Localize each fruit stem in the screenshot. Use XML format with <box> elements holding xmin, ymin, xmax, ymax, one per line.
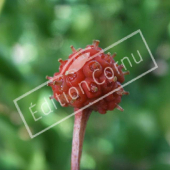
<box><xmin>71</xmin><ymin>108</ymin><xmax>92</xmax><ymax>170</ymax></box>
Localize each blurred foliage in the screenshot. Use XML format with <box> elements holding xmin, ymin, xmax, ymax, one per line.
<box><xmin>0</xmin><ymin>0</ymin><xmax>170</xmax><ymax>170</ymax></box>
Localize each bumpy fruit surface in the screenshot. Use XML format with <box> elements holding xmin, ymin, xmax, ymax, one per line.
<box><xmin>47</xmin><ymin>40</ymin><xmax>129</xmax><ymax>114</ymax></box>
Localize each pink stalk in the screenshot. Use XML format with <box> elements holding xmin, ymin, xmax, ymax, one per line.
<box><xmin>71</xmin><ymin>108</ymin><xmax>92</xmax><ymax>170</ymax></box>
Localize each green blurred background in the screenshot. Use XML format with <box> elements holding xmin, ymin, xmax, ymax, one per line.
<box><xmin>0</xmin><ymin>0</ymin><xmax>170</xmax><ymax>170</ymax></box>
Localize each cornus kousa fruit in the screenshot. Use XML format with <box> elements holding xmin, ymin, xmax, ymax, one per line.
<box><xmin>47</xmin><ymin>40</ymin><xmax>129</xmax><ymax>170</ymax></box>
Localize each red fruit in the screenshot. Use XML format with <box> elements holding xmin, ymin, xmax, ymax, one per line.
<box><xmin>47</xmin><ymin>40</ymin><xmax>131</xmax><ymax>170</ymax></box>
<box><xmin>47</xmin><ymin>40</ymin><xmax>129</xmax><ymax>112</ymax></box>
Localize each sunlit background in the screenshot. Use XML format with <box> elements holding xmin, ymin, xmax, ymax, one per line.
<box><xmin>0</xmin><ymin>0</ymin><xmax>170</xmax><ymax>170</ymax></box>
